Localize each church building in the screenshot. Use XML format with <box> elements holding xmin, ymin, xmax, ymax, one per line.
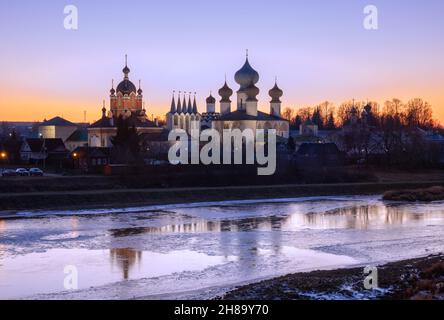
<box><xmin>166</xmin><ymin>54</ymin><xmax>289</xmax><ymax>139</ymax></box>
<box><xmin>88</xmin><ymin>56</ymin><xmax>163</xmax><ymax>148</ymax></box>
<box><xmin>211</xmin><ymin>54</ymin><xmax>289</xmax><ymax>139</ymax></box>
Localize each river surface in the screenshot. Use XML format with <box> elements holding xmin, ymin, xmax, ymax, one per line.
<box><xmin>0</xmin><ymin>196</ymin><xmax>443</xmax><ymax>299</ymax></box>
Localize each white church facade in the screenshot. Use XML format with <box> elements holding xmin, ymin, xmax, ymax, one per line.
<box><xmin>165</xmin><ymin>92</ymin><xmax>201</xmax><ymax>134</ymax></box>
<box><xmin>166</xmin><ymin>54</ymin><xmax>290</xmax><ymax>139</ymax></box>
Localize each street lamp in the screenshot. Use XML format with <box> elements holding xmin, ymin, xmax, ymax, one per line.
<box><xmin>0</xmin><ymin>151</ymin><xmax>7</xmax><ymax>159</ymax></box>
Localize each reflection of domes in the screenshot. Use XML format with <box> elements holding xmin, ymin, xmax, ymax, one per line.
<box><xmin>235</xmin><ymin>58</ymin><xmax>259</xmax><ymax>89</ymax></box>
<box><xmin>116</xmin><ymin>80</ymin><xmax>137</xmax><ymax>95</ymax></box>
<box><xmin>269</xmin><ymin>82</ymin><xmax>283</xmax><ymax>102</ymax></box>
<box><xmin>218</xmin><ymin>81</ymin><xmax>233</xmax><ymax>102</ymax></box>
<box><xmin>206</xmin><ymin>94</ymin><xmax>216</xmax><ymax>104</ymax></box>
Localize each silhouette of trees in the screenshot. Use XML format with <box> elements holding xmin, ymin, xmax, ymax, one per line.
<box><xmin>325</xmin><ymin>111</ymin><xmax>336</xmax><ymax>130</ymax></box>
<box><xmin>0</xmin><ymin>122</ymin><xmax>12</xmax><ymax>136</ymax></box>
<box><xmin>110</xmin><ymin>116</ymin><xmax>141</xmax><ymax>164</ymax></box>
<box><xmin>282</xmin><ymin>108</ymin><xmax>295</xmax><ymax>122</ymax></box>
<box><xmin>285</xmin><ymin>97</ymin><xmax>436</xmax><ymax>133</ymax></box>
<box><xmin>311</xmin><ymin>107</ymin><xmax>323</xmax><ymax>129</ymax></box>
<box><xmin>1</xmin><ymin>130</ymin><xmax>22</xmax><ymax>164</ymax></box>
<box><xmin>283</xmin><ymin>97</ymin><xmax>442</xmax><ymax>168</ymax></box>
<box><xmin>293</xmin><ymin>115</ymin><xmax>302</xmax><ymax>129</ymax></box>
<box><xmin>405</xmin><ymin>98</ymin><xmax>433</xmax><ymax>128</ymax></box>
<box><xmin>287</xmin><ymin>136</ymin><xmax>296</xmax><ymax>152</ymax></box>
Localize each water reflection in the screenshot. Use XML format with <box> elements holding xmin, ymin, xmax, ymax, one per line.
<box><xmin>0</xmin><ymin>220</ymin><xmax>6</xmax><ymax>258</ymax></box>
<box><xmin>0</xmin><ymin>247</ymin><xmax>238</xmax><ymax>299</ymax></box>
<box><xmin>1</xmin><ymin>198</ymin><xmax>444</xmax><ymax>299</ymax></box>
<box><xmin>301</xmin><ymin>205</ymin><xmax>430</xmax><ymax>230</ymax></box>
<box><xmin>109</xmin><ymin>203</ymin><xmax>444</xmax><ymax>237</ymax></box>
<box><xmin>110</xmin><ymin>248</ymin><xmax>142</xmax><ymax>280</ymax></box>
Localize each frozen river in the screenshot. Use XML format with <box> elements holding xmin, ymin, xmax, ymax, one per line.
<box><xmin>0</xmin><ymin>196</ymin><xmax>443</xmax><ymax>299</ymax></box>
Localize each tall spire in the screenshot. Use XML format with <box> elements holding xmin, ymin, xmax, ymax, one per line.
<box><xmin>110</xmin><ymin>79</ymin><xmax>115</xmax><ymax>95</ymax></box>
<box><xmin>122</xmin><ymin>54</ymin><xmax>130</xmax><ymax>80</ymax></box>
<box><xmin>187</xmin><ymin>92</ymin><xmax>193</xmax><ymax>113</ymax></box>
<box><xmin>101</xmin><ymin>100</ymin><xmax>106</xmax><ymax>117</ymax></box>
<box><xmin>177</xmin><ymin>91</ymin><xmax>182</xmax><ymax>113</ymax></box>
<box><xmin>170</xmin><ymin>91</ymin><xmax>177</xmax><ymax>113</ymax></box>
<box><xmin>182</xmin><ymin>92</ymin><xmax>187</xmax><ymax>114</ymax></box>
<box><xmin>137</xmin><ymin>80</ymin><xmax>143</xmax><ymax>95</ymax></box>
<box><xmin>192</xmin><ymin>92</ymin><xmax>198</xmax><ymax>114</ymax></box>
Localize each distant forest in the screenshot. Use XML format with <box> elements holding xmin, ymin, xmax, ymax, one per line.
<box><xmin>282</xmin><ymin>98</ymin><xmax>438</xmax><ymax>131</ymax></box>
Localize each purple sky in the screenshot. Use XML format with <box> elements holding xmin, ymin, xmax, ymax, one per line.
<box><xmin>0</xmin><ymin>0</ymin><xmax>443</xmax><ymax>122</ymax></box>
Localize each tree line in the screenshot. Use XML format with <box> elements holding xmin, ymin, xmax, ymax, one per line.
<box><xmin>281</xmin><ymin>98</ymin><xmax>444</xmax><ymax>168</ymax></box>
<box><xmin>282</xmin><ymin>97</ymin><xmax>437</xmax><ymax>131</ymax></box>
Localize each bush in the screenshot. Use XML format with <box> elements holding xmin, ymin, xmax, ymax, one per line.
<box><xmin>383</xmin><ymin>186</ymin><xmax>444</xmax><ymax>202</ymax></box>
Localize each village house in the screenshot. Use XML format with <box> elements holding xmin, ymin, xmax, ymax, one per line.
<box><xmin>71</xmin><ymin>146</ymin><xmax>111</xmax><ymax>173</ymax></box>
<box><xmin>20</xmin><ymin>138</ymin><xmax>69</xmax><ymax>165</ymax></box>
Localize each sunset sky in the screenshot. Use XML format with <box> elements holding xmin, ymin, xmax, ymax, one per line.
<box><xmin>0</xmin><ymin>0</ymin><xmax>443</xmax><ymax>123</ymax></box>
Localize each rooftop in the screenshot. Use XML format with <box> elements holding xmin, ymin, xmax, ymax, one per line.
<box><xmin>40</xmin><ymin>117</ymin><xmax>77</xmax><ymax>127</ymax></box>
<box><xmin>216</xmin><ymin>110</ymin><xmax>287</xmax><ymax>122</ymax></box>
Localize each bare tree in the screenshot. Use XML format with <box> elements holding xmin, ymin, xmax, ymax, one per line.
<box><xmin>297</xmin><ymin>107</ymin><xmax>313</xmax><ymax>122</ymax></box>
<box><xmin>405</xmin><ymin>98</ymin><xmax>433</xmax><ymax>128</ymax></box>
<box><xmin>337</xmin><ymin>100</ymin><xmax>363</xmax><ymax>126</ymax></box>
<box><xmin>282</xmin><ymin>107</ymin><xmax>295</xmax><ymax>122</ymax></box>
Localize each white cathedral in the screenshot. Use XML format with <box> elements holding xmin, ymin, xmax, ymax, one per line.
<box><xmin>166</xmin><ymin>54</ymin><xmax>290</xmax><ymax>139</ymax></box>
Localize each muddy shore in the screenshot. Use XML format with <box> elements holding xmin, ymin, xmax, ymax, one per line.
<box><xmin>219</xmin><ymin>254</ymin><xmax>444</xmax><ymax>300</ymax></box>
<box><xmin>1</xmin><ymin>180</ymin><xmax>444</xmax><ymax>214</ymax></box>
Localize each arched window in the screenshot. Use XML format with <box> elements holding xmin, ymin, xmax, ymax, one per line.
<box><xmin>264</xmin><ymin>121</ymin><xmax>272</xmax><ymax>130</ymax></box>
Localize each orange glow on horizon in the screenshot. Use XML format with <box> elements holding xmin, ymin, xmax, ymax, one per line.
<box><xmin>1</xmin><ymin>89</ymin><xmax>443</xmax><ymax>125</ymax></box>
